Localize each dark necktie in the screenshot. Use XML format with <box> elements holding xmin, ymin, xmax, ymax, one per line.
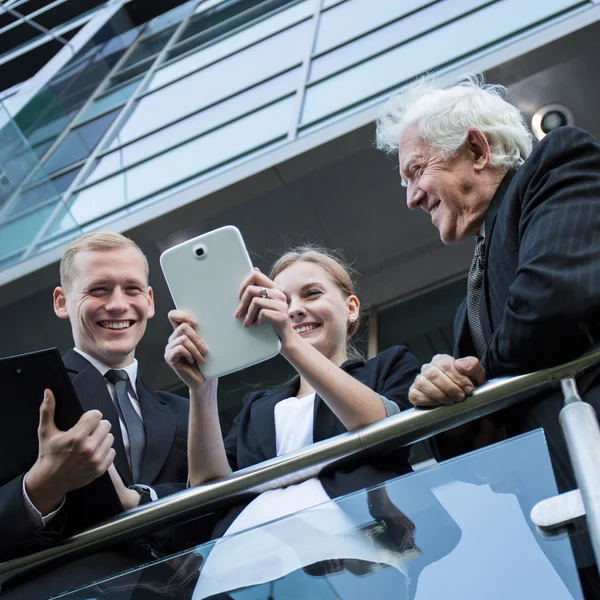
<box><xmin>467</xmin><ymin>235</ymin><xmax>487</xmax><ymax>359</ymax></box>
<box><xmin>105</xmin><ymin>369</ymin><xmax>146</xmax><ymax>482</ymax></box>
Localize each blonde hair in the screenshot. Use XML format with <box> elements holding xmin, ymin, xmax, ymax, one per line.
<box><xmin>270</xmin><ymin>245</ymin><xmax>363</xmax><ymax>358</ymax></box>
<box><xmin>60</xmin><ymin>232</ymin><xmax>149</xmax><ymax>290</ymax></box>
<box><xmin>376</xmin><ymin>73</ymin><xmax>532</xmax><ymax>169</ymax></box>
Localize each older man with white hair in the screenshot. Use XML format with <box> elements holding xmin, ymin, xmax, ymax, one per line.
<box><xmin>376</xmin><ymin>74</ymin><xmax>600</xmax><ymax>594</ymax></box>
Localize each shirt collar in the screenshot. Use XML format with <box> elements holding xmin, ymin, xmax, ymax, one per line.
<box><xmin>73</xmin><ymin>347</ymin><xmax>139</xmax><ymax>395</ymax></box>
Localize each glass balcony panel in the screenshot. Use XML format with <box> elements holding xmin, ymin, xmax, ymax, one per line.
<box><xmin>309</xmin><ymin>0</ymin><xmax>487</xmax><ymax>83</ymax></box>
<box><xmin>314</xmin><ymin>0</ymin><xmax>433</xmax><ymax>55</ymax></box>
<box><xmin>152</xmin><ymin>0</ymin><xmax>313</xmax><ymax>91</ymax></box>
<box><xmin>43</xmin><ymin>110</ymin><xmax>120</xmax><ymax>175</ymax></box>
<box><xmin>70</xmin><ymin>97</ymin><xmax>294</xmax><ymax>225</ymax></box>
<box><xmin>0</xmin><ymin>202</ymin><xmax>57</xmax><ymax>261</ymax></box>
<box><xmin>117</xmin><ymin>21</ymin><xmax>309</xmax><ymax>145</ymax></box>
<box><xmin>89</xmin><ymin>68</ymin><xmax>300</xmax><ymax>183</ymax></box>
<box><xmin>300</xmin><ymin>0</ymin><xmax>583</xmax><ymax>127</ymax></box>
<box><xmin>77</xmin><ymin>81</ymin><xmax>139</xmax><ymax>123</ymax></box>
<box><xmin>48</xmin><ymin>431</ymin><xmax>583</xmax><ymax>600</ymax></box>
<box><xmin>119</xmin><ymin>26</ymin><xmax>176</xmax><ymax>71</ymax></box>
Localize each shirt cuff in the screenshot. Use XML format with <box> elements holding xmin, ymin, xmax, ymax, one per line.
<box><xmin>131</xmin><ymin>484</ymin><xmax>158</xmax><ymax>502</ymax></box>
<box><xmin>22</xmin><ymin>477</ymin><xmax>65</xmax><ymax>528</ymax></box>
<box><xmin>379</xmin><ymin>394</ymin><xmax>400</xmax><ymax>417</ymax></box>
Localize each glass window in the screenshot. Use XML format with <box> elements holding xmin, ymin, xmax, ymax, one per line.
<box><xmin>71</xmin><ymin>97</ymin><xmax>294</xmax><ymax>224</ymax></box>
<box><xmin>105</xmin><ymin>58</ymin><xmax>154</xmax><ymax>91</ymax></box>
<box><xmin>43</xmin><ymin>110</ymin><xmax>120</xmax><ymax>175</ymax></box>
<box><xmin>38</xmin><ymin>200</ymin><xmax>82</xmax><ymax>248</ymax></box>
<box><xmin>175</xmin><ymin>0</ymin><xmax>298</xmax><ymax>50</ymax></box>
<box><xmin>89</xmin><ymin>68</ymin><xmax>300</xmax><ymax>184</ymax></box>
<box><xmin>301</xmin><ymin>0</ymin><xmax>579</xmax><ymax>127</ymax></box>
<box><xmin>0</xmin><ymin>22</ymin><xmax>43</xmax><ymax>58</ymax></box>
<box><xmin>309</xmin><ymin>0</ymin><xmax>486</xmax><ymax>83</ymax></box>
<box><xmin>153</xmin><ymin>0</ymin><xmax>313</xmax><ymax>91</ymax></box>
<box><xmin>119</xmin><ymin>26</ymin><xmax>176</xmax><ymax>71</ymax></box>
<box><xmin>0</xmin><ymin>202</ymin><xmax>56</xmax><ymax>260</ymax></box>
<box><xmin>314</xmin><ymin>0</ymin><xmax>432</xmax><ymax>56</ymax></box>
<box><xmin>0</xmin><ymin>10</ymin><xmax>19</xmax><ymax>30</ymax></box>
<box><xmin>77</xmin><ymin>80</ymin><xmax>140</xmax><ymax>123</ymax></box>
<box><xmin>4</xmin><ymin>168</ymin><xmax>79</xmax><ymax>220</ymax></box>
<box><xmin>118</xmin><ymin>21</ymin><xmax>309</xmax><ymax>145</ymax></box>
<box><xmin>144</xmin><ymin>0</ymin><xmax>195</xmax><ymax>36</ymax></box>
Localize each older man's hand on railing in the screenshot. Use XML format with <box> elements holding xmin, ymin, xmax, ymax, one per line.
<box><xmin>409</xmin><ymin>355</ymin><xmax>487</xmax><ymax>408</ymax></box>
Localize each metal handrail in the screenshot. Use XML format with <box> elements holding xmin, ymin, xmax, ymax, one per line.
<box><xmin>2</xmin><ymin>348</ymin><xmax>600</xmax><ymax>585</ymax></box>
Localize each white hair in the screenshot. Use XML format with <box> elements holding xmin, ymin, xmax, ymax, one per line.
<box><xmin>375</xmin><ymin>73</ymin><xmax>533</xmax><ymax>169</ymax></box>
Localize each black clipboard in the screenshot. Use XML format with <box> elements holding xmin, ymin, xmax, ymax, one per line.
<box><xmin>0</xmin><ymin>348</ymin><xmax>123</xmax><ymax>533</ymax></box>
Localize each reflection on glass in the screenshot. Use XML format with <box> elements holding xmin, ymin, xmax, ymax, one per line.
<box><xmin>105</xmin><ymin>59</ymin><xmax>153</xmax><ymax>91</ymax></box>
<box><xmin>43</xmin><ymin>110</ymin><xmax>120</xmax><ymax>174</ymax></box>
<box><xmin>154</xmin><ymin>0</ymin><xmax>312</xmax><ymax>91</ymax></box>
<box><xmin>4</xmin><ymin>167</ymin><xmax>78</xmax><ymax>219</ymax></box>
<box><xmin>91</xmin><ymin>68</ymin><xmax>300</xmax><ymax>183</ymax></box>
<box><xmin>118</xmin><ymin>21</ymin><xmax>308</xmax><ymax>145</ymax></box>
<box><xmin>309</xmin><ymin>0</ymin><xmax>485</xmax><ymax>83</ymax></box>
<box><xmin>301</xmin><ymin>0</ymin><xmax>577</xmax><ymax>126</ymax></box>
<box><xmin>171</xmin><ymin>0</ymin><xmax>298</xmax><ymax>60</ymax></box>
<box><xmin>143</xmin><ymin>0</ymin><xmax>195</xmax><ymax>37</ymax></box>
<box><xmin>78</xmin><ymin>80</ymin><xmax>140</xmax><ymax>124</ymax></box>
<box><xmin>50</xmin><ymin>431</ymin><xmax>583</xmax><ymax>600</ymax></box>
<box><xmin>119</xmin><ymin>26</ymin><xmax>176</xmax><ymax>71</ymax></box>
<box><xmin>71</xmin><ymin>97</ymin><xmax>293</xmax><ymax>225</ymax></box>
<box><xmin>314</xmin><ymin>0</ymin><xmax>431</xmax><ymax>55</ymax></box>
<box><xmin>10</xmin><ymin>7</ymin><xmax>146</xmax><ymax>191</ymax></box>
<box><xmin>0</xmin><ymin>202</ymin><xmax>57</xmax><ymax>260</ymax></box>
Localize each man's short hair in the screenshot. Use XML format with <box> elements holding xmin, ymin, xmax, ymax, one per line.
<box><xmin>60</xmin><ymin>232</ymin><xmax>149</xmax><ymax>291</ymax></box>
<box><xmin>375</xmin><ymin>73</ymin><xmax>533</xmax><ymax>169</ymax></box>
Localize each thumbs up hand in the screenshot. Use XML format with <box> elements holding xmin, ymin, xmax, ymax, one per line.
<box><xmin>24</xmin><ymin>389</ymin><xmax>116</xmax><ymax>516</ymax></box>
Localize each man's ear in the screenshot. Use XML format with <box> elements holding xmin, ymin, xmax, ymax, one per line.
<box><xmin>147</xmin><ymin>286</ymin><xmax>155</xmax><ymax>319</ymax></box>
<box><xmin>466</xmin><ymin>127</ymin><xmax>492</xmax><ymax>171</ymax></box>
<box><xmin>53</xmin><ymin>287</ymin><xmax>70</xmax><ymax>320</ymax></box>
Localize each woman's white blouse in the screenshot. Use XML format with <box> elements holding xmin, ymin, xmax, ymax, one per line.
<box><xmin>224</xmin><ymin>393</ymin><xmax>334</xmax><ymax>537</ymax></box>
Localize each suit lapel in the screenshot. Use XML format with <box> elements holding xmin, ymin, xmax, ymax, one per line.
<box><xmin>136</xmin><ymin>377</ymin><xmax>176</xmax><ymax>484</ymax></box>
<box><xmin>62</xmin><ymin>350</ymin><xmax>132</xmax><ymax>482</ymax></box>
<box><xmin>480</xmin><ymin>170</ymin><xmax>518</xmax><ymax>340</ymax></box>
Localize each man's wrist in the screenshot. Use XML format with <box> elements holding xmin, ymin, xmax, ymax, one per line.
<box><xmin>24</xmin><ymin>467</ymin><xmax>66</xmax><ymax>516</ymax></box>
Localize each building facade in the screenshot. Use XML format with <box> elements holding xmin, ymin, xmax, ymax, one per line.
<box><xmin>2</xmin><ymin>0</ymin><xmax>600</xmax><ymax>424</ymax></box>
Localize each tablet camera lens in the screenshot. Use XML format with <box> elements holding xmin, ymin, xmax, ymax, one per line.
<box><xmin>195</xmin><ymin>247</ymin><xmax>205</xmax><ymax>257</ymax></box>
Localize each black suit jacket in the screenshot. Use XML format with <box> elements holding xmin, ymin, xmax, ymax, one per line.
<box><xmin>211</xmin><ymin>345</ymin><xmax>420</xmax><ymax>537</ymax></box>
<box><xmin>0</xmin><ymin>349</ymin><xmax>189</xmax><ymax>564</ymax></box>
<box><xmin>453</xmin><ymin>126</ymin><xmax>600</xmax><ymax>495</ymax></box>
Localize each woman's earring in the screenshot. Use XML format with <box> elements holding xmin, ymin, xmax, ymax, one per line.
<box><xmin>349</xmin><ymin>317</ymin><xmax>356</xmax><ymax>324</ymax></box>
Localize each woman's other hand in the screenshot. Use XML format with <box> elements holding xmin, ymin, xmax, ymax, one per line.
<box><xmin>235</xmin><ymin>268</ymin><xmax>296</xmax><ymax>349</ymax></box>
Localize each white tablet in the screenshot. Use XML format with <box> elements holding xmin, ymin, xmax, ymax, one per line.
<box><xmin>160</xmin><ymin>226</ymin><xmax>281</xmax><ymax>379</ymax></box>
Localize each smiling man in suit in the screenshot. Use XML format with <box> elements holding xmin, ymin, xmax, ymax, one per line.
<box><xmin>0</xmin><ymin>232</ymin><xmax>190</xmax><ymax>598</ymax></box>
<box><xmin>376</xmin><ymin>74</ymin><xmax>600</xmax><ymax>595</ymax></box>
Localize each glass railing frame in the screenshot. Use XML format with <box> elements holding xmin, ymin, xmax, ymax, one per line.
<box><xmin>2</xmin><ymin>346</ymin><xmax>600</xmax><ymax>587</ymax></box>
